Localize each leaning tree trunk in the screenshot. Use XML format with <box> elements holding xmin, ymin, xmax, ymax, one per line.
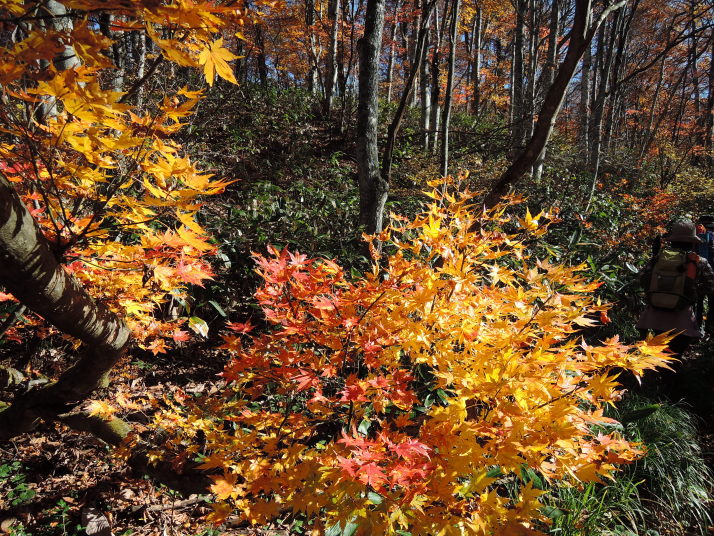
<box><xmin>484</xmin><ymin>0</ymin><xmax>627</xmax><ymax>209</ymax></box>
<box><xmin>356</xmin><ymin>0</ymin><xmax>387</xmax><ymax>235</ymax></box>
<box><xmin>0</xmin><ymin>175</ymin><xmax>131</xmax><ymax>440</ymax></box>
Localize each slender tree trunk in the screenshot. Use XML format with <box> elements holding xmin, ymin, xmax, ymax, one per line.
<box><xmin>135</xmin><ymin>30</ymin><xmax>147</xmax><ymax>106</ymax></box>
<box><xmin>420</xmin><ymin>26</ymin><xmax>432</xmax><ymax>150</ymax></box>
<box><xmin>255</xmin><ymin>24</ymin><xmax>268</xmax><ymax>87</ymax></box>
<box><xmin>690</xmin><ymin>0</ymin><xmax>701</xmax><ymax>116</ymax></box>
<box><xmin>324</xmin><ymin>0</ymin><xmax>341</xmax><ymax>114</ymax></box>
<box><xmin>385</xmin><ymin>0</ymin><xmax>400</xmax><ymax>102</ymax></box>
<box><xmin>511</xmin><ymin>0</ymin><xmax>527</xmax><ymax>154</ymax></box>
<box><xmin>589</xmin><ymin>10</ymin><xmax>621</xmax><ymax>178</ymax></box>
<box><xmin>672</xmin><ymin>71</ymin><xmax>689</xmax><ymax>146</ymax></box>
<box><xmin>472</xmin><ymin>4</ymin><xmax>482</xmax><ymax>117</ymax></box>
<box><xmin>99</xmin><ymin>13</ymin><xmax>125</xmax><ymax>92</ymax></box>
<box><xmin>533</xmin><ymin>0</ymin><xmax>560</xmax><ymax>183</ymax></box>
<box><xmin>580</xmin><ymin>39</ymin><xmax>592</xmax><ymax>164</ymax></box>
<box><xmin>508</xmin><ymin>41</ymin><xmax>516</xmax><ymax>127</ymax></box>
<box><xmin>525</xmin><ymin>0</ymin><xmax>538</xmax><ymax>140</ymax></box>
<box><xmin>429</xmin><ymin>6</ymin><xmax>444</xmax><ymax>155</ymax></box>
<box><xmin>585</xmin><ymin>12</ymin><xmax>623</xmax><ymax>212</ymax></box>
<box><xmin>464</xmin><ymin>28</ymin><xmax>473</xmax><ymax>115</ymax></box>
<box><xmin>410</xmin><ymin>1</ymin><xmax>422</xmax><ymax>107</ymax></box>
<box><xmin>688</xmin><ymin>0</ymin><xmax>704</xmax><ymax>160</ymax></box>
<box><xmin>356</xmin><ymin>0</ymin><xmax>387</xmax><ymax>235</ymax></box>
<box><xmin>306</xmin><ymin>0</ymin><xmax>320</xmax><ymax>93</ymax></box>
<box><xmin>641</xmin><ymin>65</ymin><xmax>688</xmax><ymax>160</ymax></box>
<box><xmin>400</xmin><ymin>20</ymin><xmax>411</xmax><ymax>93</ymax></box>
<box><xmin>638</xmin><ymin>56</ymin><xmax>666</xmax><ymax>161</ymax></box>
<box><xmin>440</xmin><ymin>0</ymin><xmax>460</xmax><ymax>176</ymax></box>
<box><xmin>603</xmin><ymin>1</ymin><xmax>635</xmax><ymax>156</ymax></box>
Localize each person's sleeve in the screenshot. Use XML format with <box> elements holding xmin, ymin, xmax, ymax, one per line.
<box><xmin>638</xmin><ymin>262</ymin><xmax>652</xmax><ymax>289</ymax></box>
<box><xmin>698</xmin><ymin>258</ymin><xmax>714</xmax><ymax>295</ymax></box>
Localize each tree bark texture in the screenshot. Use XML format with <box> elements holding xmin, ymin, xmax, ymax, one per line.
<box><xmin>356</xmin><ymin>0</ymin><xmax>387</xmax><ymax>235</ymax></box>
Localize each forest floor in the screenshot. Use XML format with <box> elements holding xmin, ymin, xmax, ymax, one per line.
<box><xmin>0</xmin><ymin>344</ymin><xmax>280</xmax><ymax>536</ymax></box>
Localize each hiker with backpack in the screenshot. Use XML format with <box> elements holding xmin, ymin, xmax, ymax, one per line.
<box><xmin>636</xmin><ymin>219</ymin><xmax>714</xmax><ymax>394</ymax></box>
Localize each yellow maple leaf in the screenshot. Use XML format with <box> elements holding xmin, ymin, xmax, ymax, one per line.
<box><xmin>210</xmin><ymin>472</ymin><xmax>238</xmax><ymax>500</ymax></box>
<box><xmin>198</xmin><ymin>38</ymin><xmax>238</xmax><ymax>86</ymax></box>
<box><xmin>86</xmin><ymin>399</ymin><xmax>117</xmax><ymax>420</ymax></box>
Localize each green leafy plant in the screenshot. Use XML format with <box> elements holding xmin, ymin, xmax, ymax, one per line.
<box><xmin>0</xmin><ymin>461</ymin><xmax>36</xmax><ymax>507</ymax></box>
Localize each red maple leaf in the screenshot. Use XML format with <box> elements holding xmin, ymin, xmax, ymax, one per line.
<box><xmin>392</xmin><ymin>439</ymin><xmax>432</xmax><ymax>460</ymax></box>
<box><xmin>357</xmin><ymin>462</ymin><xmax>387</xmax><ymax>489</ymax></box>
<box><xmin>226</xmin><ymin>320</ymin><xmax>255</xmax><ymax>333</ymax></box>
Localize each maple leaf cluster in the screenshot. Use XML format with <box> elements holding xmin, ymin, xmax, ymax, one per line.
<box><xmin>152</xmin><ymin>178</ymin><xmax>671</xmax><ymax>535</ymax></box>
<box><xmin>0</xmin><ymin>1</ymin><xmax>245</xmax><ymax>347</ymax></box>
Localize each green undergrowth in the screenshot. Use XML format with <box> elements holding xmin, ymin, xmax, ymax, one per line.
<box><xmin>545</xmin><ymin>393</ymin><xmax>713</xmax><ymax>536</ymax></box>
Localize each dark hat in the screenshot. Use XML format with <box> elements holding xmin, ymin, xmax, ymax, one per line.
<box><xmin>698</xmin><ymin>214</ymin><xmax>714</xmax><ymax>227</ymax></box>
<box><xmin>667</xmin><ymin>219</ymin><xmax>701</xmax><ymax>243</ymax></box>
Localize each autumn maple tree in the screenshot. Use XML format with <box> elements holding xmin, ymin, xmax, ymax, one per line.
<box><xmin>0</xmin><ymin>0</ymin><xmax>244</xmax><ymax>439</ymax></box>
<box><xmin>152</xmin><ymin>177</ymin><xmax>670</xmax><ymax>534</ymax></box>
